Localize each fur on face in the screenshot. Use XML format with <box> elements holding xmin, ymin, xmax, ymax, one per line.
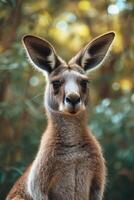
<box><xmin>22</xmin><ymin>32</ymin><xmax>115</xmax><ymax>114</ymax></box>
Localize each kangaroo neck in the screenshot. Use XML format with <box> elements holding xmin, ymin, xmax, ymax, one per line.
<box><xmin>46</xmin><ymin>110</ymin><xmax>88</xmax><ymax>146</ymax></box>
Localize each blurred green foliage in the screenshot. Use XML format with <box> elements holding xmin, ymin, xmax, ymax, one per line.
<box><xmin>90</xmin><ymin>96</ymin><xmax>134</xmax><ymax>200</ymax></box>
<box><xmin>0</xmin><ymin>0</ymin><xmax>134</xmax><ymax>199</ymax></box>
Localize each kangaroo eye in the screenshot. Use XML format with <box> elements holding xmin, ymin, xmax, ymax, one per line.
<box><xmin>52</xmin><ymin>80</ymin><xmax>61</xmax><ymax>91</ymax></box>
<box><xmin>80</xmin><ymin>80</ymin><xmax>89</xmax><ymax>88</ymax></box>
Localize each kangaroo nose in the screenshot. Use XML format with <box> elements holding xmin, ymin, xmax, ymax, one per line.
<box><xmin>65</xmin><ymin>93</ymin><xmax>80</xmax><ymax>106</ymax></box>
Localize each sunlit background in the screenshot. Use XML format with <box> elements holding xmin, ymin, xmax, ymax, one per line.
<box><xmin>0</xmin><ymin>0</ymin><xmax>134</xmax><ymax>199</ymax></box>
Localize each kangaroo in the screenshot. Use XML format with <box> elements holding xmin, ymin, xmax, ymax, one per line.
<box><xmin>6</xmin><ymin>32</ymin><xmax>115</xmax><ymax>200</ymax></box>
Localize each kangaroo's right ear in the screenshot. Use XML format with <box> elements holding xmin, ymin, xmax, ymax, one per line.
<box><xmin>22</xmin><ymin>35</ymin><xmax>64</xmax><ymax>74</ymax></box>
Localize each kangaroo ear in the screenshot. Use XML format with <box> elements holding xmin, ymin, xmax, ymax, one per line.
<box><xmin>69</xmin><ymin>32</ymin><xmax>115</xmax><ymax>72</ymax></box>
<box><xmin>22</xmin><ymin>35</ymin><xmax>64</xmax><ymax>74</ymax></box>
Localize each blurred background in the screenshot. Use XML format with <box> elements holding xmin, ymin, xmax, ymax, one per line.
<box><xmin>0</xmin><ymin>0</ymin><xmax>134</xmax><ymax>199</ymax></box>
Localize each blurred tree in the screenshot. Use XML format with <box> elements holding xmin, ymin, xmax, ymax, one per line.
<box><xmin>0</xmin><ymin>0</ymin><xmax>134</xmax><ymax>199</ymax></box>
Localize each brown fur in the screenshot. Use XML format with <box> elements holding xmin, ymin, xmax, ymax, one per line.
<box><xmin>6</xmin><ymin>32</ymin><xmax>115</xmax><ymax>200</ymax></box>
<box><xmin>6</xmin><ymin>110</ymin><xmax>106</xmax><ymax>200</ymax></box>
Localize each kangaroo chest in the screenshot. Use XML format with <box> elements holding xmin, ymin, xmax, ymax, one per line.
<box><xmin>48</xmin><ymin>148</ymin><xmax>92</xmax><ymax>200</ymax></box>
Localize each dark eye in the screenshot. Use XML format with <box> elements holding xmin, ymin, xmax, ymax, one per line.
<box><xmin>52</xmin><ymin>80</ymin><xmax>61</xmax><ymax>91</ymax></box>
<box><xmin>80</xmin><ymin>80</ymin><xmax>89</xmax><ymax>88</ymax></box>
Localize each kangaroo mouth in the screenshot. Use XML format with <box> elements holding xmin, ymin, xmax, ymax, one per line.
<box><xmin>64</xmin><ymin>105</ymin><xmax>84</xmax><ymax>115</ymax></box>
<box><xmin>68</xmin><ymin>107</ymin><xmax>78</xmax><ymax>114</ymax></box>
<box><xmin>68</xmin><ymin>110</ymin><xmax>77</xmax><ymax>115</ymax></box>
<box><xmin>59</xmin><ymin>102</ymin><xmax>86</xmax><ymax>115</ymax></box>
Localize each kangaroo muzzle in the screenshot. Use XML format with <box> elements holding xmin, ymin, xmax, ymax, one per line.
<box><xmin>64</xmin><ymin>92</ymin><xmax>82</xmax><ymax>114</ymax></box>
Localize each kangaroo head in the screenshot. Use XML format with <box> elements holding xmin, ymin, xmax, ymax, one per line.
<box><xmin>23</xmin><ymin>32</ymin><xmax>115</xmax><ymax>115</ymax></box>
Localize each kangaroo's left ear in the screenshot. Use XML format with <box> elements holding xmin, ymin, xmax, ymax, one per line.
<box><xmin>69</xmin><ymin>32</ymin><xmax>115</xmax><ymax>72</ymax></box>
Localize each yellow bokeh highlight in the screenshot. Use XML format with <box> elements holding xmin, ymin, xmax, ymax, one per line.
<box><xmin>71</xmin><ymin>23</ymin><xmax>90</xmax><ymax>38</ymax></box>
<box><xmin>120</xmin><ymin>79</ymin><xmax>133</xmax><ymax>92</ymax></box>
<box><xmin>38</xmin><ymin>12</ymin><xmax>52</xmax><ymax>27</ymax></box>
<box><xmin>49</xmin><ymin>27</ymin><xmax>69</xmax><ymax>43</ymax></box>
<box><xmin>112</xmin><ymin>16</ymin><xmax>123</xmax><ymax>53</ymax></box>
<box><xmin>34</xmin><ymin>12</ymin><xmax>52</xmax><ymax>35</ymax></box>
<box><xmin>78</xmin><ymin>0</ymin><xmax>91</xmax><ymax>11</ymax></box>
<box><xmin>113</xmin><ymin>33</ymin><xmax>123</xmax><ymax>53</ymax></box>
<box><xmin>49</xmin><ymin>23</ymin><xmax>90</xmax><ymax>46</ymax></box>
<box><xmin>68</xmin><ymin>36</ymin><xmax>83</xmax><ymax>51</ymax></box>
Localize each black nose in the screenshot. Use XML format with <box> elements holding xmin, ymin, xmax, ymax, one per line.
<box><xmin>65</xmin><ymin>94</ymin><xmax>80</xmax><ymax>106</ymax></box>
